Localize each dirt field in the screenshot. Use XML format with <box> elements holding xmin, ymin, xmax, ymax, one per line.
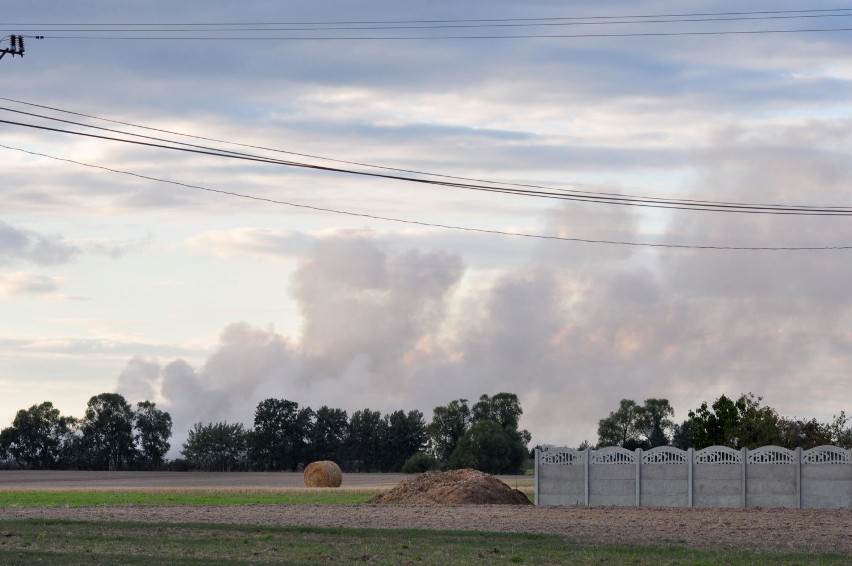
<box><xmin>0</xmin><ymin>470</ymin><xmax>414</xmax><ymax>490</ymax></box>
<box><xmin>1</xmin><ymin>472</ymin><xmax>849</xmax><ymax>555</ymax></box>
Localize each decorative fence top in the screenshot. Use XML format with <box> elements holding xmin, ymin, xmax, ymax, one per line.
<box><xmin>694</xmin><ymin>446</ymin><xmax>742</xmax><ymax>465</ymax></box>
<box><xmin>538</xmin><ymin>445</ymin><xmax>852</xmax><ymax>466</ymax></box>
<box><xmin>642</xmin><ymin>446</ymin><xmax>689</xmax><ymax>465</ymax></box>
<box><xmin>748</xmin><ymin>446</ymin><xmax>796</xmax><ymax>464</ymax></box>
<box><xmin>590</xmin><ymin>446</ymin><xmax>635</xmax><ymax>465</ymax></box>
<box><xmin>539</xmin><ymin>448</ymin><xmax>584</xmax><ymax>466</ymax></box>
<box><xmin>802</xmin><ymin>445</ymin><xmax>850</xmax><ymax>465</ymax></box>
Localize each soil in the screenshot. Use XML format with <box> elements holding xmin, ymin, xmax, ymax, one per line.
<box><xmin>371</xmin><ymin>469</ymin><xmax>531</xmax><ymax>505</ymax></box>
<box><xmin>0</xmin><ymin>471</ymin><xmax>849</xmax><ymax>554</ymax></box>
<box><xmin>2</xmin><ymin>504</ymin><xmax>850</xmax><ymax>554</ymax></box>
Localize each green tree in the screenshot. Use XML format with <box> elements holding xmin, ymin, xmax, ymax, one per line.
<box><xmin>80</xmin><ymin>393</ymin><xmax>136</xmax><ymax>471</ymax></box>
<box><xmin>0</xmin><ymin>402</ymin><xmax>76</xmax><ymax>469</ymax></box>
<box><xmin>472</xmin><ymin>393</ymin><xmax>522</xmax><ymax>432</ymax></box>
<box><xmin>381</xmin><ymin>410</ymin><xmax>427</xmax><ymax>472</ymax></box>
<box><xmin>449</xmin><ymin>420</ymin><xmax>526</xmax><ymax>474</ymax></box>
<box><xmin>687</xmin><ymin>393</ymin><xmax>781</xmax><ymax>449</ymax></box>
<box><xmin>829</xmin><ymin>411</ymin><xmax>852</xmax><ymax>448</ymax></box>
<box><xmin>471</xmin><ymin>392</ymin><xmax>531</xmax><ymax>456</ymax></box>
<box><xmin>637</xmin><ymin>398</ymin><xmax>675</xmax><ymax>448</ymax></box>
<box><xmin>134</xmin><ymin>401</ymin><xmax>172</xmax><ymax>469</ymax></box>
<box><xmin>671</xmin><ymin>419</ymin><xmax>694</xmax><ymax>450</ymax></box>
<box><xmin>181</xmin><ymin>421</ymin><xmax>248</xmax><ymax>471</ymax></box>
<box><xmin>427</xmin><ymin>399</ymin><xmax>471</xmax><ymax>464</ymax></box>
<box><xmin>346</xmin><ymin>409</ymin><xmax>385</xmax><ymax>472</ymax></box>
<box><xmin>597</xmin><ymin>398</ymin><xmax>676</xmax><ymax>449</ymax></box>
<box><xmin>308</xmin><ymin>406</ymin><xmax>348</xmax><ymax>464</ymax></box>
<box><xmin>687</xmin><ymin>395</ymin><xmax>739</xmax><ymax>449</ymax></box>
<box><xmin>778</xmin><ymin>417</ymin><xmax>832</xmax><ymax>449</ymax></box>
<box><xmin>401</xmin><ymin>452</ymin><xmax>439</xmax><ymax>473</ymax></box>
<box><xmin>596</xmin><ymin>399</ymin><xmax>644</xmax><ymax>448</ymax></box>
<box><xmin>734</xmin><ymin>393</ymin><xmax>781</xmax><ymax>448</ymax></box>
<box><xmin>249</xmin><ymin>398</ymin><xmax>313</xmax><ymax>471</ymax></box>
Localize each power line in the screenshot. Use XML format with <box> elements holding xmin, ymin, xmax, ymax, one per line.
<box><xmin>6</xmin><ymin>13</ymin><xmax>852</xmax><ymax>33</ymax></box>
<box><xmin>2</xmin><ymin>142</ymin><xmax>848</xmax><ymax>251</ymax></box>
<box><xmin>4</xmin><ymin>115</ymin><xmax>852</xmax><ymax>216</ymax></box>
<box><xmin>5</xmin><ymin>7</ymin><xmax>852</xmax><ymax>26</ymax></box>
<box><xmin>28</xmin><ymin>28</ymin><xmax>852</xmax><ymax>41</ymax></box>
<box><xmin>4</xmin><ymin>97</ymin><xmax>849</xmax><ymax>214</ymax></box>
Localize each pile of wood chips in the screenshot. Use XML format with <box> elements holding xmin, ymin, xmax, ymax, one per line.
<box><xmin>370</xmin><ymin>468</ymin><xmax>531</xmax><ymax>505</ymax></box>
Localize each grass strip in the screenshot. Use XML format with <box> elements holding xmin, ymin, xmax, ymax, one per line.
<box><xmin>0</xmin><ymin>519</ymin><xmax>847</xmax><ymax>566</ymax></box>
<box><xmin>0</xmin><ymin>490</ymin><xmax>374</xmax><ymax>507</ymax></box>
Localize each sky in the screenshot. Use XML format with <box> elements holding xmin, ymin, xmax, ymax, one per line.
<box><xmin>2</xmin><ymin>1</ymin><xmax>852</xmax><ymax>454</ymax></box>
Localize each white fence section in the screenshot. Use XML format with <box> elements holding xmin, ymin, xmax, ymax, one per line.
<box><xmin>534</xmin><ymin>445</ymin><xmax>852</xmax><ymax>508</ymax></box>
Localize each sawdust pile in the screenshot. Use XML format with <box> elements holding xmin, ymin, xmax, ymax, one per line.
<box><xmin>371</xmin><ymin>469</ymin><xmax>531</xmax><ymax>505</ymax></box>
<box><xmin>303</xmin><ymin>461</ymin><xmax>343</xmax><ymax>488</ymax></box>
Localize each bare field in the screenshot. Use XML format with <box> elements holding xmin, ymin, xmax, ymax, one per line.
<box><xmin>0</xmin><ymin>470</ymin><xmax>408</xmax><ymax>491</ymax></box>
<box><xmin>0</xmin><ymin>471</ymin><xmax>848</xmax><ymax>555</ymax></box>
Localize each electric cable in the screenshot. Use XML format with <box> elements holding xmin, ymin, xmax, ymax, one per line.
<box><xmin>3</xmin><ymin>142</ymin><xmax>849</xmax><ymax>251</ymax></box>
<box><xmin>6</xmin><ymin>13</ymin><xmax>852</xmax><ymax>33</ymax></box>
<box><xmin>5</xmin><ymin>112</ymin><xmax>852</xmax><ymax>216</ymax></box>
<box><xmin>27</xmin><ymin>28</ymin><xmax>852</xmax><ymax>41</ymax></box>
<box><xmin>4</xmin><ymin>116</ymin><xmax>852</xmax><ymax>216</ymax></box>
<box><xmin>3</xmin><ymin>97</ymin><xmax>848</xmax><ymax>213</ymax></box>
<box><xmin>6</xmin><ymin>7</ymin><xmax>852</xmax><ymax>26</ymax></box>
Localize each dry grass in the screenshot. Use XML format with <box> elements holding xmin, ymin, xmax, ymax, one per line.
<box><xmin>303</xmin><ymin>461</ymin><xmax>343</xmax><ymax>488</ymax></box>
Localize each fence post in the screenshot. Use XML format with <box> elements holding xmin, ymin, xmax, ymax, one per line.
<box><xmin>584</xmin><ymin>447</ymin><xmax>590</xmax><ymax>506</ymax></box>
<box><xmin>741</xmin><ymin>447</ymin><xmax>748</xmax><ymax>508</ymax></box>
<box><xmin>796</xmin><ymin>446</ymin><xmax>802</xmax><ymax>509</ymax></box>
<box><xmin>688</xmin><ymin>447</ymin><xmax>694</xmax><ymax>508</ymax></box>
<box><xmin>635</xmin><ymin>448</ymin><xmax>642</xmax><ymax>507</ymax></box>
<box><xmin>534</xmin><ymin>448</ymin><xmax>540</xmax><ymax>506</ymax></box>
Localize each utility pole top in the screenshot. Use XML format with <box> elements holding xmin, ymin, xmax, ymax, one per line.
<box><xmin>1</xmin><ymin>34</ymin><xmax>43</xmax><ymax>61</ymax></box>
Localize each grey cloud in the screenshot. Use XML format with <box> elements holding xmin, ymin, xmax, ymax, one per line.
<box><xmin>117</xmin><ymin>209</ymin><xmax>852</xmax><ymax>452</ymax></box>
<box><xmin>116</xmin><ymin>357</ymin><xmax>159</xmax><ymax>403</ymax></box>
<box><xmin>292</xmin><ymin>231</ymin><xmax>464</xmax><ymax>378</ymax></box>
<box><xmin>0</xmin><ymin>220</ymin><xmax>79</xmax><ymax>266</ymax></box>
<box><xmin>56</xmin><ymin>0</ymin><xmax>844</xmax><ymax>450</ymax></box>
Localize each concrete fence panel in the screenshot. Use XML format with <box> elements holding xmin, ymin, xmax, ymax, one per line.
<box><xmin>535</xmin><ymin>448</ymin><xmax>585</xmax><ymax>506</ymax></box>
<box><xmin>640</xmin><ymin>447</ymin><xmax>689</xmax><ymax>507</ymax></box>
<box><xmin>535</xmin><ymin>444</ymin><xmax>851</xmax><ymax>509</ymax></box>
<box><xmin>588</xmin><ymin>447</ymin><xmax>635</xmax><ymax>506</ymax></box>
<box><xmin>801</xmin><ymin>446</ymin><xmax>852</xmax><ymax>509</ymax></box>
<box><xmin>745</xmin><ymin>446</ymin><xmax>798</xmax><ymax>508</ymax></box>
<box><xmin>693</xmin><ymin>446</ymin><xmax>743</xmax><ymax>508</ymax></box>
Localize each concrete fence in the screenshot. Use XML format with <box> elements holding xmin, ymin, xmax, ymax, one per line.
<box><xmin>534</xmin><ymin>445</ymin><xmax>851</xmax><ymax>508</ymax></box>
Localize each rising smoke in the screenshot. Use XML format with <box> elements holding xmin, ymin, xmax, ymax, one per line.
<box><xmin>118</xmin><ymin>127</ymin><xmax>852</xmax><ymax>450</ymax></box>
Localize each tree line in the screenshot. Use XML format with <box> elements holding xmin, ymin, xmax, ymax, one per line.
<box><xmin>589</xmin><ymin>393</ymin><xmax>852</xmax><ymax>451</ymax></box>
<box><xmin>0</xmin><ymin>394</ymin><xmax>171</xmax><ymax>471</ymax></box>
<box><xmin>0</xmin><ymin>392</ymin><xmax>531</xmax><ymax>474</ymax></box>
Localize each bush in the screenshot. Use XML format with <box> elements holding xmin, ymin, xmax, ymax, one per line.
<box><xmin>401</xmin><ymin>452</ymin><xmax>439</xmax><ymax>474</ymax></box>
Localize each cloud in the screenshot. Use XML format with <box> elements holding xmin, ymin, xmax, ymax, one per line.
<box><xmin>74</xmin><ymin>235</ymin><xmax>154</xmax><ymax>259</ymax></box>
<box><xmin>292</xmin><ymin>230</ymin><xmax>464</xmax><ymax>379</ymax></box>
<box><xmin>0</xmin><ymin>272</ymin><xmax>62</xmax><ymax>297</ymax></box>
<box><xmin>0</xmin><ymin>220</ymin><xmax>79</xmax><ymax>265</ymax></box>
<box><xmin>2</xmin><ymin>0</ymin><xmax>846</xmax><ymax>453</ymax></box>
<box><xmin>185</xmin><ymin>228</ymin><xmax>314</xmax><ymax>259</ymax></box>
<box><xmin>116</xmin><ymin>119</ymin><xmax>852</xmax><ymax>453</ymax></box>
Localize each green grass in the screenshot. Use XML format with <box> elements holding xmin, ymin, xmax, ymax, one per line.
<box><xmin>0</xmin><ymin>490</ymin><xmax>374</xmax><ymax>507</ymax></box>
<box><xmin>0</xmin><ymin>519</ymin><xmax>846</xmax><ymax>565</ymax></box>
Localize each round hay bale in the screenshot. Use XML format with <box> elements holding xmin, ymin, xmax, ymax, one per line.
<box><xmin>303</xmin><ymin>460</ymin><xmax>343</xmax><ymax>488</ymax></box>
